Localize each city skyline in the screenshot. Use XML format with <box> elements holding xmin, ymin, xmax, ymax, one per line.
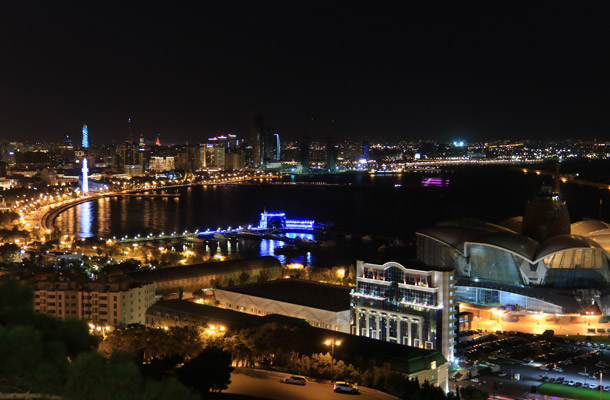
<box><xmin>1</xmin><ymin>3</ymin><xmax>609</xmax><ymax>143</ymax></box>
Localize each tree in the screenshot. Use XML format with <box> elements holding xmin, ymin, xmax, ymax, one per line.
<box><xmin>0</xmin><ymin>325</ymin><xmax>67</xmax><ymax>395</ymax></box>
<box><xmin>100</xmin><ymin>325</ymin><xmax>204</xmax><ymax>361</ymax></box>
<box><xmin>238</xmin><ymin>271</ymin><xmax>250</xmax><ymax>284</ymax></box>
<box><xmin>178</xmin><ymin>346</ymin><xmax>234</xmax><ymax>394</ymax></box>
<box><xmin>140</xmin><ymin>354</ymin><xmax>185</xmax><ymax>381</ymax></box>
<box><xmin>64</xmin><ymin>350</ymin><xmax>198</xmax><ymax>400</ymax></box>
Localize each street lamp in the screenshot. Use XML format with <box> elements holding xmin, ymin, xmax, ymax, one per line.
<box><xmin>325</xmin><ymin>338</ymin><xmax>342</xmax><ymax>381</ymax></box>
<box><xmin>325</xmin><ymin>339</ymin><xmax>342</xmax><ymax>358</ymax></box>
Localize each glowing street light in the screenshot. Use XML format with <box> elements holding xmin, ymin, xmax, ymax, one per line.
<box><xmin>324</xmin><ymin>338</ymin><xmax>341</xmax><ymax>358</ymax></box>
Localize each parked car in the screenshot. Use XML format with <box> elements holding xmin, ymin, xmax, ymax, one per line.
<box><xmin>334</xmin><ymin>382</ymin><xmax>359</xmax><ymax>394</ymax></box>
<box><xmin>281</xmin><ymin>375</ymin><xmax>307</xmax><ymax>385</ymax></box>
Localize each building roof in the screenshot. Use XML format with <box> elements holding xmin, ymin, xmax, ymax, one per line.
<box><xmin>535</xmin><ymin>234</ymin><xmax>605</xmax><ymax>262</ymax></box>
<box><xmin>127</xmin><ymin>256</ymin><xmax>281</xmax><ymax>283</ymax></box>
<box><xmin>500</xmin><ymin>216</ymin><xmax>524</xmax><ymax>233</ymax></box>
<box><xmin>418</xmin><ymin>219</ymin><xmax>610</xmax><ymax>263</ymax></box>
<box><xmin>216</xmin><ymin>278</ymin><xmax>351</xmax><ymax>312</ymax></box>
<box><xmin>361</xmin><ymin>258</ymin><xmax>453</xmax><ymax>272</ymax></box>
<box><xmin>417</xmin><ymin>225</ymin><xmax>489</xmax><ymax>249</ymax></box>
<box><xmin>571</xmin><ymin>220</ymin><xmax>610</xmax><ymax>235</ymax></box>
<box><xmin>147</xmin><ymin>299</ymin><xmax>310</xmax><ymax>330</ymax></box>
<box><xmin>469</xmin><ymin>231</ymin><xmax>539</xmax><ymax>260</ymax></box>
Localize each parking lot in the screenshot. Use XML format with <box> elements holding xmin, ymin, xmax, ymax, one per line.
<box><xmin>455</xmin><ymin>330</ymin><xmax>610</xmax><ymax>397</ymax></box>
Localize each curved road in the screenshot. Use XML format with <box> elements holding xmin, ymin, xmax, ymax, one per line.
<box><xmin>226</xmin><ymin>368</ymin><xmax>398</xmax><ymax>400</ymax></box>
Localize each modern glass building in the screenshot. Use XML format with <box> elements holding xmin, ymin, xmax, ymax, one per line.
<box><xmin>350</xmin><ymin>260</ymin><xmax>457</xmax><ymax>362</ymax></box>
<box><xmin>416</xmin><ymin>218</ymin><xmax>610</xmax><ymax>314</ymax></box>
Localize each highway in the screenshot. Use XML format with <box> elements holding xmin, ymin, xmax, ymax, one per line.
<box><xmin>226</xmin><ymin>368</ymin><xmax>398</xmax><ymax>400</ymax></box>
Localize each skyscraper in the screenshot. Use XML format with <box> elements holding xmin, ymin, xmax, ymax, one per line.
<box><xmin>362</xmin><ymin>139</ymin><xmax>369</xmax><ymax>161</ymax></box>
<box><xmin>326</xmin><ymin>135</ymin><xmax>336</xmax><ymax>172</ymax></box>
<box><xmin>249</xmin><ymin>115</ymin><xmax>264</xmax><ymax>169</ymax></box>
<box><xmin>81</xmin><ymin>124</ymin><xmax>89</xmax><ymax>193</ymax></box>
<box><xmin>82</xmin><ymin>124</ymin><xmax>89</xmax><ymax>148</ymax></box>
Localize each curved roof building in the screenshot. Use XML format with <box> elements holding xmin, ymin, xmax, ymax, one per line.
<box><xmin>416</xmin><ymin>217</ymin><xmax>610</xmax><ymax>314</ymax></box>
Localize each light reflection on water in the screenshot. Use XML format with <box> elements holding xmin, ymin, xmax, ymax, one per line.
<box><xmin>79</xmin><ymin>201</ymin><xmax>93</xmax><ymax>238</ymax></box>
<box><xmin>259</xmin><ymin>239</ymin><xmax>286</xmax><ymax>265</ymax></box>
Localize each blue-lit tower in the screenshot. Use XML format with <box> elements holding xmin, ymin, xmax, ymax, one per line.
<box><xmin>82</xmin><ymin>158</ymin><xmax>89</xmax><ymax>193</ymax></box>
<box><xmin>81</xmin><ymin>123</ymin><xmax>89</xmax><ymax>194</ymax></box>
<box><xmin>82</xmin><ymin>124</ymin><xmax>89</xmax><ymax>149</ymax></box>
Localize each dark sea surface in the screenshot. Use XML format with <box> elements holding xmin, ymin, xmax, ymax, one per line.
<box><xmin>54</xmin><ymin>160</ymin><xmax>610</xmax><ymax>267</ymax></box>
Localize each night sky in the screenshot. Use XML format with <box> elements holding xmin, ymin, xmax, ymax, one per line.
<box><xmin>0</xmin><ymin>2</ymin><xmax>608</xmax><ymax>143</ymax></box>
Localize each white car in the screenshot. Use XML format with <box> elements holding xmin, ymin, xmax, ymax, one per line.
<box><xmin>334</xmin><ymin>381</ymin><xmax>359</xmax><ymax>394</ymax></box>
<box><xmin>281</xmin><ymin>375</ymin><xmax>307</xmax><ymax>385</ymax></box>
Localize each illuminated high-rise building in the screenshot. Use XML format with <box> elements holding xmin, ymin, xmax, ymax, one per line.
<box><xmin>81</xmin><ymin>158</ymin><xmax>89</xmax><ymax>193</ymax></box>
<box><xmin>82</xmin><ymin>124</ymin><xmax>89</xmax><ymax>148</ymax></box>
<box><xmin>81</xmin><ymin>123</ymin><xmax>89</xmax><ymax>193</ymax></box>
<box><xmin>326</xmin><ymin>135</ymin><xmax>336</xmax><ymax>172</ymax></box>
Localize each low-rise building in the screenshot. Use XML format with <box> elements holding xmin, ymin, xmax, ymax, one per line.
<box><xmin>214</xmin><ymin>278</ymin><xmax>352</xmax><ymax>332</ymax></box>
<box><xmin>33</xmin><ymin>277</ymin><xmax>155</xmax><ymax>326</ymax></box>
<box><xmin>127</xmin><ymin>256</ymin><xmax>282</xmax><ymax>295</ymax></box>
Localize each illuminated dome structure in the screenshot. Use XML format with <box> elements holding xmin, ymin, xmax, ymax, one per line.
<box><xmin>415</xmin><ymin>189</ymin><xmax>610</xmax><ymax>314</ymax></box>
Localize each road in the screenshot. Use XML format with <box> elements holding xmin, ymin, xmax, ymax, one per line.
<box><xmin>226</xmin><ymin>368</ymin><xmax>398</xmax><ymax>400</ymax></box>
<box><xmin>461</xmin><ymin>304</ymin><xmax>610</xmax><ymax>336</ymax></box>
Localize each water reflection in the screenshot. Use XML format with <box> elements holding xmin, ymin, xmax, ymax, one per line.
<box><xmin>79</xmin><ymin>201</ymin><xmax>93</xmax><ymax>238</ymax></box>
<box><xmin>259</xmin><ymin>239</ymin><xmax>285</xmax><ymax>257</ymax></box>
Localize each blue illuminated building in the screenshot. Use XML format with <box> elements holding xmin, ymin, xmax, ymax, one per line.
<box><xmin>259</xmin><ymin>211</ymin><xmax>315</xmax><ymax>231</ymax></box>
<box><xmin>81</xmin><ymin>123</ymin><xmax>89</xmax><ymax>194</ymax></box>
<box><xmin>82</xmin><ymin>124</ymin><xmax>89</xmax><ymax>148</ymax></box>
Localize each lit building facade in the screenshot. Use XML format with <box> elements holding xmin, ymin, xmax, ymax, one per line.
<box><xmin>150</xmin><ymin>156</ymin><xmax>175</xmax><ymax>172</ymax></box>
<box><xmin>351</xmin><ymin>260</ymin><xmax>456</xmax><ymax>362</ymax></box>
<box><xmin>33</xmin><ymin>279</ymin><xmax>155</xmax><ymax>326</ymax></box>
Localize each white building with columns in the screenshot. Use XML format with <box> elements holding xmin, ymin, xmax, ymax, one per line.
<box><xmin>350</xmin><ymin>259</ymin><xmax>457</xmax><ymax>362</ymax></box>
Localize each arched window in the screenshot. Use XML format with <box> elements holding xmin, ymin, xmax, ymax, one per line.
<box><xmin>384</xmin><ymin>266</ymin><xmax>405</xmax><ymax>284</ymax></box>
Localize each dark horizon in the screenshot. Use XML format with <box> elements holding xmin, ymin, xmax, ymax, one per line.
<box><xmin>1</xmin><ymin>3</ymin><xmax>609</xmax><ymax>144</ymax></box>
